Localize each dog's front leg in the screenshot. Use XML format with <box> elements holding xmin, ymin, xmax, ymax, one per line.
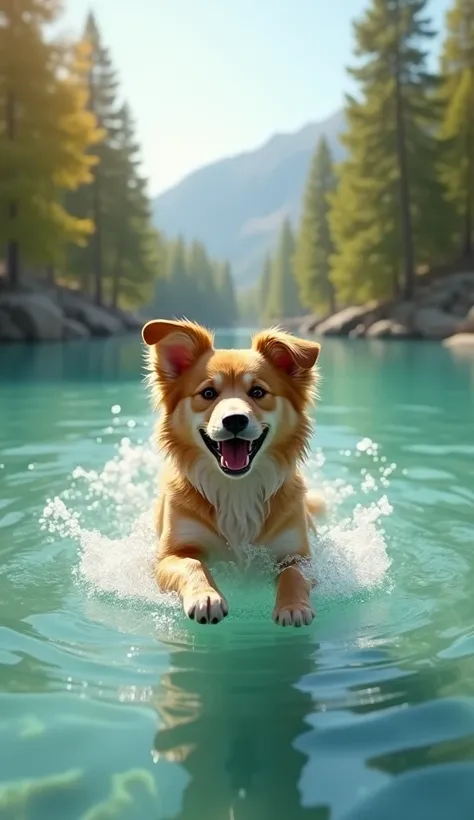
<box><xmin>272</xmin><ymin>562</ymin><xmax>314</xmax><ymax>628</ymax></box>
<box><xmin>157</xmin><ymin>549</ymin><xmax>229</xmax><ymax>625</ymax></box>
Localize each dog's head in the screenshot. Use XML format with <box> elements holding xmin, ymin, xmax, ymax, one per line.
<box><xmin>143</xmin><ymin>319</ymin><xmax>320</xmax><ymax>480</ymax></box>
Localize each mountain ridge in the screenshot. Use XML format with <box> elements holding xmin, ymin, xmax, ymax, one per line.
<box><xmin>152</xmin><ymin>109</ymin><xmax>346</xmax><ymax>288</ymax></box>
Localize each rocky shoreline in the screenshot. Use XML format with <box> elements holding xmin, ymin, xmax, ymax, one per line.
<box><xmin>290</xmin><ymin>271</ymin><xmax>474</xmax><ymax>352</ymax></box>
<box><xmin>0</xmin><ymin>281</ymin><xmax>142</xmax><ymax>342</ymax></box>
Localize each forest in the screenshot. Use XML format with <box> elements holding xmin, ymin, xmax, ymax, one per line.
<box><xmin>251</xmin><ymin>0</ymin><xmax>474</xmax><ymax>325</ymax></box>
<box><xmin>2</xmin><ymin>0</ymin><xmax>474</xmax><ymax>330</ymax></box>
<box><xmin>0</xmin><ymin>1</ymin><xmax>237</xmax><ymax>328</ymax></box>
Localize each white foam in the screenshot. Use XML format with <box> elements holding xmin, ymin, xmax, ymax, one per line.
<box><xmin>40</xmin><ymin>429</ymin><xmax>393</xmax><ymax>628</ymax></box>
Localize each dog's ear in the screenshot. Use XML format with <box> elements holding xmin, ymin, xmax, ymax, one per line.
<box><xmin>252</xmin><ymin>328</ymin><xmax>320</xmax><ymax>375</ymax></box>
<box><xmin>142</xmin><ymin>319</ymin><xmax>214</xmax><ymax>382</ymax></box>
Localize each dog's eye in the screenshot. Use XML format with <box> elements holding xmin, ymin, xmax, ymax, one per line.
<box><xmin>200</xmin><ymin>387</ymin><xmax>218</xmax><ymax>401</ymax></box>
<box><xmin>248</xmin><ymin>385</ymin><xmax>267</xmax><ymax>400</ymax></box>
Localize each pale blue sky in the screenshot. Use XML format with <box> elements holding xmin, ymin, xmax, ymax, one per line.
<box><xmin>60</xmin><ymin>0</ymin><xmax>450</xmax><ymax>196</ymax></box>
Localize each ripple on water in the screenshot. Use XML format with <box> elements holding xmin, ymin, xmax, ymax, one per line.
<box><xmin>39</xmin><ymin>429</ymin><xmax>394</xmax><ymax>638</ymax></box>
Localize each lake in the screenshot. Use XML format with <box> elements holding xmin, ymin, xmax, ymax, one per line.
<box><xmin>1</xmin><ymin>331</ymin><xmax>474</xmax><ymax>819</ymax></box>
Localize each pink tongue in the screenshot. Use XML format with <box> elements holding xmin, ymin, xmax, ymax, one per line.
<box><xmin>220</xmin><ymin>439</ymin><xmax>250</xmax><ymax>471</ymax></box>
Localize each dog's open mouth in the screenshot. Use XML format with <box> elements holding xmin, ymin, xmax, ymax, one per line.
<box><xmin>199</xmin><ymin>428</ymin><xmax>269</xmax><ymax>476</ymax></box>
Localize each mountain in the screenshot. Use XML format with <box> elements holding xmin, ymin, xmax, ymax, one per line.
<box><xmin>152</xmin><ymin>109</ymin><xmax>345</xmax><ymax>289</ymax></box>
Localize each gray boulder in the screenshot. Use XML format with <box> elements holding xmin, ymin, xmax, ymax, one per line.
<box><xmin>59</xmin><ymin>291</ymin><xmax>124</xmax><ymax>336</ymax></box>
<box><xmin>313</xmin><ymin>303</ymin><xmax>386</xmax><ymax>336</ymax></box>
<box><xmin>63</xmin><ymin>318</ymin><xmax>90</xmax><ymax>340</ymax></box>
<box><xmin>458</xmin><ymin>305</ymin><xmax>474</xmax><ymax>332</ymax></box>
<box><xmin>413</xmin><ymin>307</ymin><xmax>461</xmax><ymax>339</ymax></box>
<box><xmin>0</xmin><ymin>292</ymin><xmax>64</xmax><ymax>341</ymax></box>
<box><xmin>112</xmin><ymin>307</ymin><xmax>143</xmax><ymax>330</ymax></box>
<box><xmin>0</xmin><ymin>308</ymin><xmax>26</xmax><ymax>341</ymax></box>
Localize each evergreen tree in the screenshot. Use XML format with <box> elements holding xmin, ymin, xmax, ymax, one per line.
<box><xmin>267</xmin><ymin>220</ymin><xmax>302</xmax><ymax>320</ymax></box>
<box><xmin>147</xmin><ymin>236</ymin><xmax>236</xmax><ymax>327</ymax></box>
<box><xmin>259</xmin><ymin>253</ymin><xmax>272</xmax><ymax>323</ymax></box>
<box><xmin>107</xmin><ymin>104</ymin><xmax>156</xmax><ymax>308</ymax></box>
<box><xmin>0</xmin><ymin>0</ymin><xmax>100</xmax><ymax>288</ymax></box>
<box><xmin>67</xmin><ymin>11</ymin><xmax>121</xmax><ymax>304</ymax></box>
<box><xmin>330</xmin><ymin>0</ymin><xmax>451</xmax><ymax>305</ymax></box>
<box><xmin>294</xmin><ymin>137</ymin><xmax>336</xmax><ymax>315</ymax></box>
<box><xmin>187</xmin><ymin>240</ymin><xmax>216</xmax><ymax>323</ymax></box>
<box><xmin>237</xmin><ymin>285</ymin><xmax>260</xmax><ymax>327</ymax></box>
<box><xmin>439</xmin><ymin>0</ymin><xmax>474</xmax><ymax>256</ymax></box>
<box><xmin>214</xmin><ymin>260</ymin><xmax>238</xmax><ymax>327</ymax></box>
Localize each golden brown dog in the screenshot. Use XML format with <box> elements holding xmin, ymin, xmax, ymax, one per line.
<box><xmin>142</xmin><ymin>319</ymin><xmax>323</xmax><ymax>627</ymax></box>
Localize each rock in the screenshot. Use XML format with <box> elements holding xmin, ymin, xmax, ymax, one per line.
<box><xmin>313</xmin><ymin>302</ymin><xmax>386</xmax><ymax>336</ymax></box>
<box><xmin>458</xmin><ymin>305</ymin><xmax>474</xmax><ymax>332</ymax></box>
<box><xmin>0</xmin><ymin>292</ymin><xmax>64</xmax><ymax>341</ymax></box>
<box><xmin>417</xmin><ymin>289</ymin><xmax>452</xmax><ymax>310</ymax></box>
<box><xmin>348</xmin><ymin>323</ymin><xmax>366</xmax><ymax>339</ymax></box>
<box><xmin>112</xmin><ymin>308</ymin><xmax>143</xmax><ymax>330</ymax></box>
<box><xmin>443</xmin><ymin>333</ymin><xmax>474</xmax><ymax>353</ymax></box>
<box><xmin>0</xmin><ymin>308</ymin><xmax>26</xmax><ymax>341</ymax></box>
<box><xmin>366</xmin><ymin>319</ymin><xmax>412</xmax><ymax>338</ymax></box>
<box><xmin>450</xmin><ymin>299</ymin><xmax>473</xmax><ymax>318</ymax></box>
<box><xmin>413</xmin><ymin>307</ymin><xmax>461</xmax><ymax>339</ymax></box>
<box><xmin>391</xmin><ymin>301</ymin><xmax>416</xmax><ymax>326</ymax></box>
<box><xmin>62</xmin><ymin>318</ymin><xmax>90</xmax><ymax>340</ymax></box>
<box><xmin>59</xmin><ymin>291</ymin><xmax>124</xmax><ymax>336</ymax></box>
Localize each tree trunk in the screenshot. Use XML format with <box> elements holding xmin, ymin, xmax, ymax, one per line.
<box><xmin>111</xmin><ymin>261</ymin><xmax>120</xmax><ymax>309</ymax></box>
<box><xmin>46</xmin><ymin>264</ymin><xmax>55</xmax><ymax>285</ymax></box>
<box><xmin>393</xmin><ymin>0</ymin><xmax>415</xmax><ymax>301</ymax></box>
<box><xmin>462</xmin><ymin>191</ymin><xmax>472</xmax><ymax>257</ymax></box>
<box><xmin>462</xmin><ymin>98</ymin><xmax>473</xmax><ymax>257</ymax></box>
<box><xmin>91</xmin><ymin>172</ymin><xmax>103</xmax><ymax>305</ymax></box>
<box><xmin>327</xmin><ymin>281</ymin><xmax>336</xmax><ymax>315</ymax></box>
<box><xmin>88</xmin><ymin>67</ymin><xmax>103</xmax><ymax>306</ymax></box>
<box><xmin>6</xmin><ymin>90</ymin><xmax>20</xmax><ymax>290</ymax></box>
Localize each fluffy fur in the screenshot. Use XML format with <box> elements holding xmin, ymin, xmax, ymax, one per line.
<box><xmin>142</xmin><ymin>318</ymin><xmax>323</xmax><ymax>627</ymax></box>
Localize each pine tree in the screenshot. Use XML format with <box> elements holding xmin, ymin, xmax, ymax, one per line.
<box><xmin>439</xmin><ymin>0</ymin><xmax>474</xmax><ymax>256</ymax></box>
<box><xmin>330</xmin><ymin>0</ymin><xmax>451</xmax><ymax>305</ymax></box>
<box><xmin>259</xmin><ymin>253</ymin><xmax>272</xmax><ymax>323</ymax></box>
<box><xmin>187</xmin><ymin>240</ymin><xmax>216</xmax><ymax>323</ymax></box>
<box><xmin>266</xmin><ymin>219</ymin><xmax>302</xmax><ymax>320</ymax></box>
<box><xmin>67</xmin><ymin>11</ymin><xmax>121</xmax><ymax>304</ymax></box>
<box><xmin>108</xmin><ymin>104</ymin><xmax>156</xmax><ymax>308</ymax></box>
<box><xmin>214</xmin><ymin>260</ymin><xmax>238</xmax><ymax>327</ymax></box>
<box><xmin>0</xmin><ymin>0</ymin><xmax>101</xmax><ymax>288</ymax></box>
<box><xmin>294</xmin><ymin>137</ymin><xmax>336</xmax><ymax>315</ymax></box>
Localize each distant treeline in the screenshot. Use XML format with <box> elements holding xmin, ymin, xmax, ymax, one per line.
<box><xmin>0</xmin><ymin>2</ymin><xmax>236</xmax><ymax>324</ymax></box>
<box><xmin>250</xmin><ymin>0</ymin><xmax>474</xmax><ymax>324</ymax></box>
<box><xmin>147</xmin><ymin>236</ymin><xmax>238</xmax><ymax>328</ymax></box>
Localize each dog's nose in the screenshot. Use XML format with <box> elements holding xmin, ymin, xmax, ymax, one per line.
<box><xmin>222</xmin><ymin>414</ymin><xmax>249</xmax><ymax>435</ymax></box>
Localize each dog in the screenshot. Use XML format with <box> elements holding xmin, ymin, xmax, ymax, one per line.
<box><xmin>142</xmin><ymin>319</ymin><xmax>323</xmax><ymax>627</ymax></box>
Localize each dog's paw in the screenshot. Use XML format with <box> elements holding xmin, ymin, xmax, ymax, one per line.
<box><xmin>272</xmin><ymin>604</ymin><xmax>314</xmax><ymax>627</ymax></box>
<box><xmin>183</xmin><ymin>590</ymin><xmax>229</xmax><ymax>624</ymax></box>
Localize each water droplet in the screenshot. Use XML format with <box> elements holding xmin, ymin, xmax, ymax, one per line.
<box><xmin>27</xmin><ymin>463</ymin><xmax>35</xmax><ymax>471</ymax></box>
<box><xmin>111</xmin><ymin>404</ymin><xmax>121</xmax><ymax>415</ymax></box>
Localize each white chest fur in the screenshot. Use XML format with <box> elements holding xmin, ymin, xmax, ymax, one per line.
<box><xmin>189</xmin><ymin>456</ymin><xmax>284</xmax><ymax>551</ymax></box>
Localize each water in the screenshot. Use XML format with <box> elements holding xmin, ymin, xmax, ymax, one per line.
<box><xmin>0</xmin><ymin>332</ymin><xmax>474</xmax><ymax>820</ymax></box>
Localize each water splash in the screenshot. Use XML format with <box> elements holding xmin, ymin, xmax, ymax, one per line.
<box><xmin>40</xmin><ymin>427</ymin><xmax>393</xmax><ymax>625</ymax></box>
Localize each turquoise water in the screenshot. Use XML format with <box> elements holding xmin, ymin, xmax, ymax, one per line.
<box><xmin>1</xmin><ymin>332</ymin><xmax>474</xmax><ymax>819</ymax></box>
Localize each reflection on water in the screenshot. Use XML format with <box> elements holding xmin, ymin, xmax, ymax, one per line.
<box><xmin>153</xmin><ymin>631</ymin><xmax>324</xmax><ymax>820</ymax></box>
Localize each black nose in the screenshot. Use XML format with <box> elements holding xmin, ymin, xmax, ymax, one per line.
<box><xmin>222</xmin><ymin>414</ymin><xmax>249</xmax><ymax>435</ymax></box>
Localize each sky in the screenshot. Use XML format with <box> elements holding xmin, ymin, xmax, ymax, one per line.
<box><xmin>60</xmin><ymin>0</ymin><xmax>451</xmax><ymax>197</ymax></box>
